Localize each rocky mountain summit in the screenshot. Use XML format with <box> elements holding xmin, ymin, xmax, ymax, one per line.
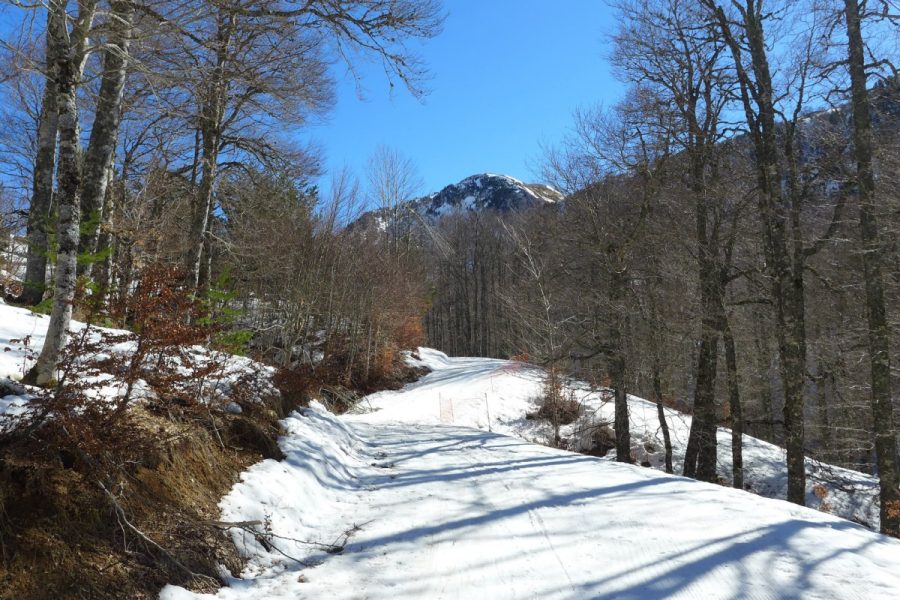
<box><xmin>415</xmin><ymin>173</ymin><xmax>563</xmax><ymax>218</ymax></box>
<box><xmin>352</xmin><ymin>173</ymin><xmax>563</xmax><ymax>232</ymax></box>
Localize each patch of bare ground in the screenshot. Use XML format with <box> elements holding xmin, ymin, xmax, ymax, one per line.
<box><xmin>0</xmin><ymin>351</ymin><xmax>426</xmax><ymax>599</ymax></box>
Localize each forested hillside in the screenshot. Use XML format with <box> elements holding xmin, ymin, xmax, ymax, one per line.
<box><xmin>401</xmin><ymin>81</ymin><xmax>900</xmax><ymax>493</ymax></box>
<box><xmin>400</xmin><ymin>1</ymin><xmax>900</xmax><ymax>542</ymax></box>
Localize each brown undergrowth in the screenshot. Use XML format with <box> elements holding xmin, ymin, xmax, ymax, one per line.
<box><xmin>0</xmin><ymin>266</ymin><xmax>428</xmax><ymax>598</ymax></box>
<box><xmin>274</xmin><ymin>346</ymin><xmax>429</xmax><ymax>415</ymax></box>
<box><xmin>0</xmin><ymin>265</ymin><xmax>288</xmax><ymax>598</ymax></box>
<box><xmin>0</xmin><ymin>406</ymin><xmax>276</xmax><ymax>599</ymax></box>
<box><xmin>526</xmin><ymin>369</ymin><xmax>582</xmax><ymax>448</ymax></box>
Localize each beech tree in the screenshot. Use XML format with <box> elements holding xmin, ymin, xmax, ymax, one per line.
<box><xmin>16</xmin><ymin>2</ymin><xmax>95</xmax><ymax>305</ymax></box>
<box><xmin>543</xmin><ymin>98</ymin><xmax>671</xmax><ymax>463</ymax></box>
<box><xmin>26</xmin><ymin>0</ymin><xmax>99</xmax><ymax>385</ymax></box>
<box><xmin>77</xmin><ymin>1</ymin><xmax>134</xmax><ymax>279</ymax></box>
<box><xmin>366</xmin><ymin>144</ymin><xmax>423</xmax><ymax>251</ymax></box>
<box><xmin>841</xmin><ymin>0</ymin><xmax>899</xmax><ymax>536</ymax></box>
<box><xmin>157</xmin><ymin>0</ymin><xmax>445</xmax><ymax>291</ymax></box>
<box><xmin>701</xmin><ymin>0</ymin><xmax>846</xmax><ymax>505</ymax></box>
<box><xmin>611</xmin><ymin>0</ymin><xmax>738</xmax><ymax>484</ymax></box>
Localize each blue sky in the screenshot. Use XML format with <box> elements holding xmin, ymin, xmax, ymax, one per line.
<box><xmin>308</xmin><ymin>1</ymin><xmax>624</xmax><ymax>197</ymax></box>
<box><xmin>0</xmin><ymin>2</ymin><xmax>624</xmax><ymax>202</ymax></box>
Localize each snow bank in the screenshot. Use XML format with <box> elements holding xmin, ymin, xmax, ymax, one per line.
<box><xmin>216</xmin><ymin>402</ymin><xmax>369</xmax><ymax>578</ymax></box>
<box><xmin>161</xmin><ymin>402</ymin><xmax>376</xmax><ymax>599</ymax></box>
<box><xmin>0</xmin><ymin>300</ymin><xmax>277</xmax><ymax>424</ymax></box>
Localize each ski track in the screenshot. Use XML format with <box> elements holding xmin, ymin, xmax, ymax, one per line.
<box><xmin>272</xmin><ymin>422</ymin><xmax>898</xmax><ymax>599</ymax></box>
<box><xmin>342</xmin><ymin>424</ymin><xmax>896</xmax><ymax>599</ymax></box>
<box><xmin>161</xmin><ymin>350</ymin><xmax>900</xmax><ymax>600</ymax></box>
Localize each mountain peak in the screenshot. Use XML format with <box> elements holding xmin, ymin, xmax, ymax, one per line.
<box><xmin>350</xmin><ymin>173</ymin><xmax>562</xmax><ymax>233</ymax></box>
<box><xmin>417</xmin><ymin>173</ymin><xmax>562</xmax><ymax>219</ymax></box>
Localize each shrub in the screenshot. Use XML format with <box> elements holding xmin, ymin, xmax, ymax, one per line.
<box><xmin>0</xmin><ymin>263</ymin><xmax>280</xmax><ymax>596</ymax></box>
<box><xmin>527</xmin><ymin>368</ymin><xmax>582</xmax><ymax>447</ymax></box>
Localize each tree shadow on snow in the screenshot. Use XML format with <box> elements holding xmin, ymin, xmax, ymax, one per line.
<box><xmin>556</xmin><ymin>518</ymin><xmax>886</xmax><ymax>599</ymax></box>
<box><xmin>349</xmin><ymin>476</ymin><xmax>678</xmax><ymax>552</ymax></box>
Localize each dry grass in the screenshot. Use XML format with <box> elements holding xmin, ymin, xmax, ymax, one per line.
<box><xmin>0</xmin><ymin>394</ymin><xmax>282</xmax><ymax>599</ymax></box>
<box><xmin>273</xmin><ymin>351</ymin><xmax>429</xmax><ymax>416</ymax></box>
<box><xmin>0</xmin><ymin>264</ymin><xmax>429</xmax><ymax>597</ymax></box>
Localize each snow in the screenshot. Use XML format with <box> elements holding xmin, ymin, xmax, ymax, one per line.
<box><xmin>1</xmin><ymin>297</ymin><xmax>893</xmax><ymax>597</ymax></box>
<box><xmin>0</xmin><ymin>300</ymin><xmax>277</xmax><ymax>423</ymax></box>
<box><xmin>162</xmin><ymin>349</ymin><xmax>900</xmax><ymax>599</ymax></box>
<box><xmin>357</xmin><ymin>350</ymin><xmax>882</xmax><ymax>529</ymax></box>
<box><xmin>0</xmin><ymin>299</ymin><xmax>57</xmax><ymax>382</ymax></box>
<box><xmin>1</xmin><ymin>235</ymin><xmax>27</xmax><ymax>281</ymax></box>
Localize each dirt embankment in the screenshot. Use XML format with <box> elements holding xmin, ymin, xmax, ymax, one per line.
<box><xmin>0</xmin><ymin>356</ymin><xmax>426</xmax><ymax>599</ymax></box>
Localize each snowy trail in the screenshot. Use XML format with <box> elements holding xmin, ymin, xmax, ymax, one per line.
<box><xmin>265</xmin><ymin>423</ymin><xmax>900</xmax><ymax>599</ymax></box>
<box><xmin>164</xmin><ymin>421</ymin><xmax>900</xmax><ymax>599</ymax></box>
<box><xmin>3</xmin><ymin>286</ymin><xmax>896</xmax><ymax>599</ymax></box>
<box><xmin>161</xmin><ymin>350</ymin><xmax>900</xmax><ymax>599</ymax></box>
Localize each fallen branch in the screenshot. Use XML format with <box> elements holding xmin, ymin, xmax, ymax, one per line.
<box><xmin>98</xmin><ymin>481</ymin><xmax>219</xmax><ymax>587</ymax></box>
<box><xmin>219</xmin><ymin>519</ymin><xmax>373</xmax><ymax>568</ymax></box>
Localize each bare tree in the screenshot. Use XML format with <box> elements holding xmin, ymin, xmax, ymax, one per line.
<box><xmin>841</xmin><ymin>0</ymin><xmax>899</xmax><ymax>536</ymax></box>
<box><xmin>171</xmin><ymin>0</ymin><xmax>444</xmax><ymax>291</ymax></box>
<box><xmin>702</xmin><ymin>0</ymin><xmax>844</xmax><ymax>505</ymax></box>
<box><xmin>78</xmin><ymin>0</ymin><xmax>134</xmax><ymax>279</ymax></box>
<box><xmin>366</xmin><ymin>144</ymin><xmax>423</xmax><ymax>249</ymax></box>
<box><xmin>15</xmin><ymin>2</ymin><xmax>95</xmax><ymax>305</ymax></box>
<box><xmin>610</xmin><ymin>0</ymin><xmax>743</xmax><ymax>482</ymax></box>
<box><xmin>25</xmin><ymin>0</ymin><xmax>97</xmax><ymax>385</ymax></box>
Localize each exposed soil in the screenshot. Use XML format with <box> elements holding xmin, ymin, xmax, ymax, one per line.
<box><xmin>0</xmin><ymin>354</ymin><xmax>427</xmax><ymax>599</ymax></box>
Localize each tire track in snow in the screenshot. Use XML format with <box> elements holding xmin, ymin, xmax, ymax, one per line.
<box><xmin>525</xmin><ymin>507</ymin><xmax>575</xmax><ymax>590</ymax></box>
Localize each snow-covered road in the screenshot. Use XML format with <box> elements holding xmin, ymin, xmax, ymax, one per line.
<box><xmin>279</xmin><ymin>423</ymin><xmax>900</xmax><ymax>599</ymax></box>
<box><xmin>161</xmin><ymin>350</ymin><xmax>900</xmax><ymax>599</ymax></box>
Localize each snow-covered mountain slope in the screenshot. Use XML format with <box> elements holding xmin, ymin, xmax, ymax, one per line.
<box><xmin>352</xmin><ymin>173</ymin><xmax>562</xmax><ymax>232</ymax></box>
<box><xmin>162</xmin><ymin>349</ymin><xmax>900</xmax><ymax>599</ymax></box>
<box><xmin>418</xmin><ymin>173</ymin><xmax>563</xmax><ymax>218</ymax></box>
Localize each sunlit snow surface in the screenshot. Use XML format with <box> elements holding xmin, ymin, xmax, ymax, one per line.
<box><xmin>162</xmin><ymin>349</ymin><xmax>900</xmax><ymax>600</ymax></box>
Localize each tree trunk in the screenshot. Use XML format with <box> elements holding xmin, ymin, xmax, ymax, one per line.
<box><xmin>815</xmin><ymin>368</ymin><xmax>833</xmax><ymax>460</ymax></box>
<box><xmin>724</xmin><ymin>319</ymin><xmax>744</xmax><ymax>489</ymax></box>
<box><xmin>17</xmin><ymin>28</ymin><xmax>59</xmax><ymax>306</ymax></box>
<box><xmin>187</xmin><ymin>11</ymin><xmax>234</xmax><ymax>291</ymax></box>
<box><xmin>753</xmin><ymin>315</ymin><xmax>777</xmax><ymax>443</ymax></box>
<box><xmin>78</xmin><ymin>0</ymin><xmax>133</xmax><ymax>280</ymax></box>
<box><xmin>609</xmin><ymin>266</ymin><xmax>631</xmax><ymax>463</ymax></box>
<box><xmin>711</xmin><ymin>2</ymin><xmax>808</xmax><ymax>504</ymax></box>
<box><xmin>198</xmin><ymin>199</ymin><xmax>215</xmax><ymax>290</ymax></box>
<box><xmin>188</xmin><ymin>115</ymin><xmax>221</xmax><ymax>291</ymax></box>
<box><xmin>844</xmin><ymin>0</ymin><xmax>899</xmax><ymax>537</ymax></box>
<box><xmin>745</xmin><ymin>8</ymin><xmax>807</xmax><ymax>505</ymax></box>
<box><xmin>684</xmin><ymin>200</ymin><xmax>721</xmax><ymax>483</ymax></box>
<box><xmin>683</xmin><ymin>328</ymin><xmax>719</xmax><ymax>482</ymax></box>
<box><xmin>652</xmin><ymin>353</ymin><xmax>673</xmax><ymax>474</ymax></box>
<box><xmin>26</xmin><ymin>0</ymin><xmax>84</xmax><ymax>386</ymax></box>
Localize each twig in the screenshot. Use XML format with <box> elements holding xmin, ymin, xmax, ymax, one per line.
<box><xmin>98</xmin><ymin>481</ymin><xmax>218</xmax><ymax>586</ymax></box>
